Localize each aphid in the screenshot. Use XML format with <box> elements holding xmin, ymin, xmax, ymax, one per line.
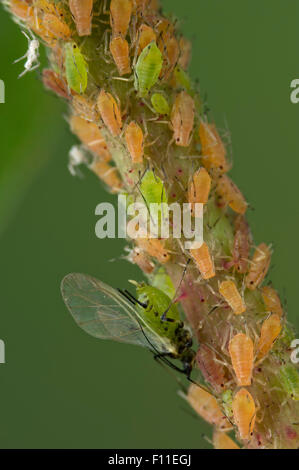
<box><xmin>245</xmin><ymin>243</ymin><xmax>272</xmax><ymax>291</ymax></box>
<box><xmin>42</xmin><ymin>13</ymin><xmax>72</xmax><ymax>40</ymax></box>
<box><xmin>70</xmin><ymin>115</ymin><xmax>111</xmax><ymax>161</ymax></box>
<box><xmin>222</xmin><ymin>389</ymin><xmax>233</xmax><ymax>419</ymax></box>
<box><xmin>64</xmin><ymin>42</ymin><xmax>88</xmax><ymax>94</ymax></box>
<box><xmin>213</xmin><ymin>431</ymin><xmax>240</xmax><ymax>450</ymax></box>
<box><xmin>134</xmin><ymin>41</ymin><xmax>163</xmax><ymax>97</ymax></box>
<box><xmin>42</xmin><ymin>69</ymin><xmax>70</xmax><ymax>100</ymax></box>
<box><xmin>72</xmin><ymin>95</ymin><xmax>99</xmax><ymax>122</ymax></box>
<box><xmin>110</xmin><ymin>0</ymin><xmax>132</xmax><ymax>38</ymax></box>
<box><xmin>233</xmin><ymin>215</ymin><xmax>251</xmax><ymax>273</ymax></box>
<box><xmin>172</xmin><ymin>66</ymin><xmax>191</xmax><ymax>92</ymax></box>
<box><xmin>229</xmin><ymin>333</ymin><xmax>254</xmax><ymax>386</ymax></box>
<box><xmin>91</xmin><ymin>160</ymin><xmax>122</xmax><ymax>192</ymax></box>
<box><xmin>190</xmin><ymin>242</ymin><xmax>215</xmax><ymax>280</ymax></box>
<box><xmin>137</xmin><ymin>24</ymin><xmax>156</xmax><ymax>55</ymax></box>
<box><xmin>69</xmin><ymin>0</ymin><xmax>93</xmax><ymax>36</ymax></box>
<box><xmin>199</xmin><ymin>121</ymin><xmax>230</xmax><ymax>173</ymax></box>
<box><xmin>171</xmin><ymin>91</ymin><xmax>195</xmax><ymax>147</ymax></box>
<box><xmin>279</xmin><ymin>365</ymin><xmax>299</xmax><ymax>401</ymax></box>
<box><xmin>125</xmin><ymin>121</ymin><xmax>144</xmax><ymax>164</ymax></box>
<box><xmin>140</xmin><ymin>170</ymin><xmax>167</xmax><ymax>208</ymax></box>
<box><xmin>232</xmin><ymin>388</ymin><xmax>256</xmax><ymax>441</ymax></box>
<box><xmin>196</xmin><ymin>344</ymin><xmax>226</xmax><ymax>393</ymax></box>
<box><xmin>97</xmin><ymin>90</ymin><xmax>122</xmax><ymax>136</ymax></box>
<box><xmin>178</xmin><ymin>37</ymin><xmax>192</xmax><ymax>70</ymax></box>
<box><xmin>261</xmin><ymin>286</ymin><xmax>283</xmax><ymax>317</ymax></box>
<box><xmin>110</xmin><ymin>36</ymin><xmax>131</xmax><ymax>76</ymax></box>
<box><xmin>219</xmin><ymin>280</ymin><xmax>246</xmax><ymax>315</ymax></box>
<box><xmin>187</xmin><ymin>384</ymin><xmax>231</xmax><ymax>430</ymax></box>
<box><xmin>151</xmin><ymin>93</ymin><xmax>170</xmax><ymax>115</ymax></box>
<box><xmin>131</xmin><ymin>247</ymin><xmax>154</xmax><ymax>274</ymax></box>
<box><xmin>10</xmin><ymin>0</ymin><xmax>34</xmax><ymax>20</ymax></box>
<box><xmin>136</xmin><ymin>238</ymin><xmax>170</xmax><ymax>264</ymax></box>
<box><xmin>257</xmin><ymin>314</ymin><xmax>281</xmax><ymax>359</ymax></box>
<box><xmin>216</xmin><ymin>175</ymin><xmax>248</xmax><ymax>215</ymax></box>
<box><xmin>160</xmin><ymin>35</ymin><xmax>180</xmax><ymax>80</ymax></box>
<box><xmin>68</xmin><ymin>145</ymin><xmax>87</xmax><ymax>176</ymax></box>
<box><xmin>188</xmin><ymin>167</ymin><xmax>211</xmax><ymax>216</ymax></box>
<box><xmin>14</xmin><ymin>30</ymin><xmax>40</xmax><ymax>79</ymax></box>
<box><xmin>61</xmin><ymin>274</ymin><xmax>196</xmax><ymax>379</ymax></box>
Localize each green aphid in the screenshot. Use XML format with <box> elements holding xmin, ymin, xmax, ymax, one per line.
<box><xmin>65</xmin><ymin>42</ymin><xmax>88</xmax><ymax>94</ymax></box>
<box><xmin>222</xmin><ymin>389</ymin><xmax>233</xmax><ymax>418</ymax></box>
<box><xmin>61</xmin><ymin>273</ymin><xmax>196</xmax><ymax>378</ymax></box>
<box><xmin>134</xmin><ymin>41</ymin><xmax>163</xmax><ymax>97</ymax></box>
<box><xmin>140</xmin><ymin>170</ymin><xmax>168</xmax><ymax>207</ymax></box>
<box><xmin>151</xmin><ymin>93</ymin><xmax>170</xmax><ymax>115</ymax></box>
<box><xmin>152</xmin><ymin>268</ymin><xmax>175</xmax><ymax>299</ymax></box>
<box><xmin>279</xmin><ymin>365</ymin><xmax>299</xmax><ymax>401</ymax></box>
<box><xmin>174</xmin><ymin>66</ymin><xmax>191</xmax><ymax>92</ymax></box>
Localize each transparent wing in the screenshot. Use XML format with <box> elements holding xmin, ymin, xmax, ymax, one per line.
<box><xmin>61</xmin><ymin>273</ymin><xmax>175</xmax><ymax>354</ymax></box>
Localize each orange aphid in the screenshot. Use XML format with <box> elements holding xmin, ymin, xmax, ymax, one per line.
<box><xmin>72</xmin><ymin>95</ymin><xmax>99</xmax><ymax>122</ymax></box>
<box><xmin>196</xmin><ymin>344</ymin><xmax>226</xmax><ymax>393</ymax></box>
<box><xmin>131</xmin><ymin>247</ymin><xmax>154</xmax><ymax>274</ymax></box>
<box><xmin>232</xmin><ymin>388</ymin><xmax>256</xmax><ymax>441</ymax></box>
<box><xmin>171</xmin><ymin>91</ymin><xmax>195</xmax><ymax>147</ymax></box>
<box><xmin>91</xmin><ymin>160</ymin><xmax>122</xmax><ymax>192</ymax></box>
<box><xmin>246</xmin><ymin>243</ymin><xmax>271</xmax><ymax>291</ymax></box>
<box><xmin>97</xmin><ymin>90</ymin><xmax>122</xmax><ymax>136</ymax></box>
<box><xmin>216</xmin><ymin>175</ymin><xmax>247</xmax><ymax>215</ymax></box>
<box><xmin>257</xmin><ymin>314</ymin><xmax>282</xmax><ymax>359</ymax></box>
<box><xmin>42</xmin><ymin>69</ymin><xmax>70</xmax><ymax>100</ymax></box>
<box><xmin>229</xmin><ymin>333</ymin><xmax>254</xmax><ymax>386</ymax></box>
<box><xmin>219</xmin><ymin>280</ymin><xmax>246</xmax><ymax>315</ymax></box>
<box><xmin>125</xmin><ymin>121</ymin><xmax>144</xmax><ymax>164</ymax></box>
<box><xmin>110</xmin><ymin>0</ymin><xmax>132</xmax><ymax>38</ymax></box>
<box><xmin>69</xmin><ymin>0</ymin><xmax>93</xmax><ymax>36</ymax></box>
<box><xmin>188</xmin><ymin>167</ymin><xmax>211</xmax><ymax>215</ymax></box>
<box><xmin>190</xmin><ymin>242</ymin><xmax>215</xmax><ymax>280</ymax></box>
<box><xmin>233</xmin><ymin>215</ymin><xmax>251</xmax><ymax>273</ymax></box>
<box><xmin>10</xmin><ymin>0</ymin><xmax>33</xmax><ymax>20</ymax></box>
<box><xmin>42</xmin><ymin>13</ymin><xmax>72</xmax><ymax>40</ymax></box>
<box><xmin>138</xmin><ymin>24</ymin><xmax>156</xmax><ymax>54</ymax></box>
<box><xmin>178</xmin><ymin>37</ymin><xmax>192</xmax><ymax>70</ymax></box>
<box><xmin>70</xmin><ymin>115</ymin><xmax>111</xmax><ymax>161</ymax></box>
<box><xmin>199</xmin><ymin>121</ymin><xmax>230</xmax><ymax>173</ymax></box>
<box><xmin>161</xmin><ymin>35</ymin><xmax>180</xmax><ymax>80</ymax></box>
<box><xmin>110</xmin><ymin>36</ymin><xmax>131</xmax><ymax>76</ymax></box>
<box><xmin>156</xmin><ymin>18</ymin><xmax>174</xmax><ymax>46</ymax></box>
<box><xmin>187</xmin><ymin>384</ymin><xmax>231</xmax><ymax>430</ymax></box>
<box><xmin>261</xmin><ymin>286</ymin><xmax>283</xmax><ymax>317</ymax></box>
<box><xmin>136</xmin><ymin>238</ymin><xmax>170</xmax><ymax>264</ymax></box>
<box><xmin>213</xmin><ymin>431</ymin><xmax>240</xmax><ymax>450</ymax></box>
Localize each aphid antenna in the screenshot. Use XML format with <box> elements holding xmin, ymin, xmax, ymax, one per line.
<box><xmin>161</xmin><ymin>259</ymin><xmax>191</xmax><ymax>322</ymax></box>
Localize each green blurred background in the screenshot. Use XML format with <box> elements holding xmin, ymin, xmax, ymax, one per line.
<box><xmin>0</xmin><ymin>0</ymin><xmax>298</xmax><ymax>449</ymax></box>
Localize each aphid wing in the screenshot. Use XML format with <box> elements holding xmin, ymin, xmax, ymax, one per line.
<box><xmin>61</xmin><ymin>273</ymin><xmax>169</xmax><ymax>352</ymax></box>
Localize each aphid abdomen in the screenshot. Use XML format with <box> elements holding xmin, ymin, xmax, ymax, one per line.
<box><xmin>233</xmin><ymin>215</ymin><xmax>251</xmax><ymax>273</ymax></box>
<box><xmin>138</xmin><ymin>24</ymin><xmax>156</xmax><ymax>54</ymax></box>
<box><xmin>229</xmin><ymin>333</ymin><xmax>254</xmax><ymax>386</ymax></box>
<box><xmin>171</xmin><ymin>91</ymin><xmax>195</xmax><ymax>147</ymax></box>
<box><xmin>219</xmin><ymin>280</ymin><xmax>246</xmax><ymax>315</ymax></box>
<box><xmin>69</xmin><ymin>0</ymin><xmax>93</xmax><ymax>36</ymax></box>
<box><xmin>70</xmin><ymin>115</ymin><xmax>111</xmax><ymax>161</ymax></box>
<box><xmin>151</xmin><ymin>93</ymin><xmax>170</xmax><ymax>115</ymax></box>
<box><xmin>213</xmin><ymin>431</ymin><xmax>240</xmax><ymax>449</ymax></box>
<box><xmin>279</xmin><ymin>365</ymin><xmax>299</xmax><ymax>401</ymax></box>
<box><xmin>110</xmin><ymin>36</ymin><xmax>131</xmax><ymax>76</ymax></box>
<box><xmin>97</xmin><ymin>90</ymin><xmax>122</xmax><ymax>136</ymax></box>
<box><xmin>261</xmin><ymin>286</ymin><xmax>283</xmax><ymax>317</ymax></box>
<box><xmin>42</xmin><ymin>69</ymin><xmax>70</xmax><ymax>100</ymax></box>
<box><xmin>257</xmin><ymin>314</ymin><xmax>281</xmax><ymax>359</ymax></box>
<box><xmin>216</xmin><ymin>175</ymin><xmax>248</xmax><ymax>215</ymax></box>
<box><xmin>91</xmin><ymin>160</ymin><xmax>122</xmax><ymax>193</ymax></box>
<box><xmin>232</xmin><ymin>388</ymin><xmax>256</xmax><ymax>441</ymax></box>
<box><xmin>246</xmin><ymin>243</ymin><xmax>271</xmax><ymax>290</ymax></box>
<box><xmin>110</xmin><ymin>0</ymin><xmax>132</xmax><ymax>38</ymax></box>
<box><xmin>196</xmin><ymin>344</ymin><xmax>226</xmax><ymax>393</ymax></box>
<box><xmin>42</xmin><ymin>13</ymin><xmax>72</xmax><ymax>40</ymax></box>
<box><xmin>188</xmin><ymin>167</ymin><xmax>211</xmax><ymax>215</ymax></box>
<box><xmin>125</xmin><ymin>121</ymin><xmax>144</xmax><ymax>163</ymax></box>
<box><xmin>187</xmin><ymin>384</ymin><xmax>231</xmax><ymax>430</ymax></box>
<box><xmin>190</xmin><ymin>242</ymin><xmax>215</xmax><ymax>280</ymax></box>
<box><xmin>199</xmin><ymin>121</ymin><xmax>229</xmax><ymax>173</ymax></box>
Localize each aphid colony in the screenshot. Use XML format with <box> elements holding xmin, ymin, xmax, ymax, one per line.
<box><xmin>8</xmin><ymin>0</ymin><xmax>299</xmax><ymax>450</ymax></box>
